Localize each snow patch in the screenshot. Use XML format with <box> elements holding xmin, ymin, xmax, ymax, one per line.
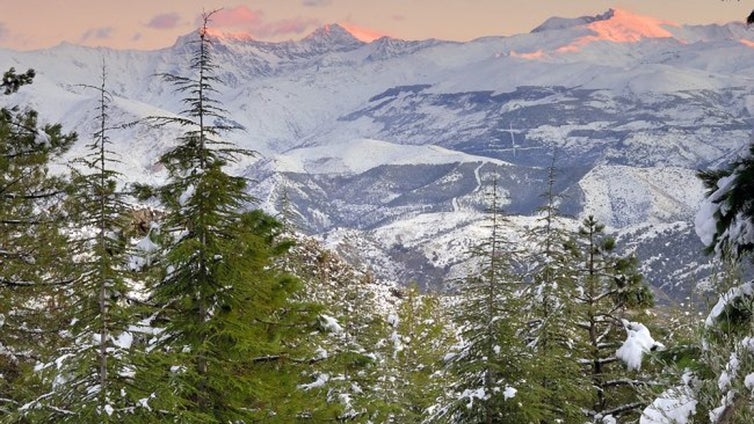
<box><xmin>273</xmin><ymin>138</ymin><xmax>508</xmax><ymax>175</ymax></box>
<box><xmin>616</xmin><ymin>320</ymin><xmax>663</xmax><ymax>371</ymax></box>
<box><xmin>319</xmin><ymin>314</ymin><xmax>344</xmax><ymax>334</ymax></box>
<box><xmin>705</xmin><ymin>282</ymin><xmax>754</xmax><ymax>327</ymax></box>
<box><xmin>640</xmin><ymin>372</ymin><xmax>697</xmax><ymax>424</ymax></box>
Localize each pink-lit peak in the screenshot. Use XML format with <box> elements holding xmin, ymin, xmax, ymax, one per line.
<box><xmin>201</xmin><ymin>27</ymin><xmax>256</xmax><ymax>42</ymax></box>
<box><xmin>587</xmin><ymin>8</ymin><xmax>677</xmax><ymax>43</ymax></box>
<box><xmin>512</xmin><ymin>9</ymin><xmax>681</xmax><ymax>60</ymax></box>
<box><xmin>555</xmin><ymin>8</ymin><xmax>679</xmax><ymax>53</ymax></box>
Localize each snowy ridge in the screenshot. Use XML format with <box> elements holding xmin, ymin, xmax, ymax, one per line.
<box><xmin>531</xmin><ymin>9</ymin><xmax>616</xmax><ymax>33</ymax></box>
<box><xmin>579</xmin><ymin>165</ymin><xmax>705</xmax><ymax>228</ymax></box>
<box><xmin>0</xmin><ymin>10</ymin><xmax>751</xmax><ymax>296</ymax></box>
<box><xmin>273</xmin><ymin>138</ymin><xmax>510</xmax><ymax>174</ymax></box>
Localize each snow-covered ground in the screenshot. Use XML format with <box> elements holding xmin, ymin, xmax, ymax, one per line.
<box><xmin>0</xmin><ymin>8</ymin><xmax>750</xmax><ymax>295</ymax></box>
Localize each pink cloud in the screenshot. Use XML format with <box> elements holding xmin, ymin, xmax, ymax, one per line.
<box><xmin>209</xmin><ymin>6</ymin><xmax>262</xmax><ymax>29</ymax></box>
<box><xmin>147</xmin><ymin>13</ymin><xmax>181</xmax><ymax>30</ymax></box>
<box><xmin>199</xmin><ymin>7</ymin><xmax>319</xmax><ymax>40</ymax></box>
<box><xmin>81</xmin><ymin>27</ymin><xmax>113</xmax><ymax>41</ymax></box>
<box><xmin>302</xmin><ymin>0</ymin><xmax>331</xmax><ymax>6</ymax></box>
<box><xmin>255</xmin><ymin>17</ymin><xmax>319</xmax><ymax>38</ymax></box>
<box><xmin>194</xmin><ymin>6</ymin><xmax>327</xmax><ymax>40</ymax></box>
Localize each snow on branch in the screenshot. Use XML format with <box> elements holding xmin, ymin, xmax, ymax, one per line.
<box><xmin>616</xmin><ymin>320</ymin><xmax>663</xmax><ymax>371</ymax></box>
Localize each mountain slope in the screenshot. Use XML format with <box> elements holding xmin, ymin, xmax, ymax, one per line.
<box><xmin>1</xmin><ymin>9</ymin><xmax>751</xmax><ymax>299</ymax></box>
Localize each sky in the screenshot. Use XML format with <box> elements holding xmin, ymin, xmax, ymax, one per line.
<box><xmin>1</xmin><ymin>1</ymin><xmax>752</xmax><ymax>51</ymax></box>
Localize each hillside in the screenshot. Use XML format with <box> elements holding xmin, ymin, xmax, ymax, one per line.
<box><xmin>1</xmin><ymin>8</ymin><xmax>752</xmax><ymax>300</ymax></box>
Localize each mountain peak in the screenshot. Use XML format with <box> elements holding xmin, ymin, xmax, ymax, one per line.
<box><xmin>532</xmin><ymin>8</ymin><xmax>677</xmax><ymax>42</ymax></box>
<box><xmin>303</xmin><ymin>23</ymin><xmax>365</xmax><ymax>47</ymax></box>
<box><xmin>171</xmin><ymin>28</ymin><xmax>257</xmax><ymax>50</ymax></box>
<box><xmin>531</xmin><ymin>9</ymin><xmax>615</xmax><ymax>33</ymax></box>
<box><xmin>586</xmin><ymin>8</ymin><xmax>677</xmax><ymax>42</ymax></box>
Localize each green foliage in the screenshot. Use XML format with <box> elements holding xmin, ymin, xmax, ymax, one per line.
<box><xmin>1</xmin><ymin>68</ymin><xmax>35</xmax><ymax>95</ymax></box>
<box><xmin>572</xmin><ymin>215</ymin><xmax>656</xmax><ymax>422</ymax></box>
<box><xmin>697</xmin><ymin>144</ymin><xmax>754</xmax><ymax>258</ymax></box>
<box><xmin>128</xmin><ymin>13</ymin><xmax>318</xmax><ymax>422</ymax></box>
<box><xmin>55</xmin><ymin>66</ymin><xmax>143</xmax><ymax>423</ymax></box>
<box><xmin>0</xmin><ymin>67</ymin><xmax>77</xmax><ymax>417</ymax></box>
<box><xmin>381</xmin><ymin>283</ymin><xmax>456</xmax><ymax>422</ymax></box>
<box><xmin>290</xmin><ymin>237</ymin><xmax>395</xmax><ymax>422</ymax></box>
<box><xmin>521</xmin><ymin>162</ymin><xmax>592</xmax><ymax>423</ymax></box>
<box><xmin>435</xmin><ymin>178</ymin><xmax>538</xmax><ymax>423</ymax></box>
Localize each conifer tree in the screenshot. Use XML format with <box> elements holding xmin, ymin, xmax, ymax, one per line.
<box><xmin>697</xmin><ymin>144</ymin><xmax>754</xmax><ymax>259</ymax></box>
<box><xmin>676</xmin><ymin>99</ymin><xmax>754</xmax><ymax>421</ymax></box>
<box><xmin>17</xmin><ymin>65</ymin><xmax>147</xmax><ymax>423</ymax></box>
<box><xmin>0</xmin><ymin>67</ymin><xmax>76</xmax><ymax>415</ymax></box>
<box><xmin>283</xmin><ymin>234</ymin><xmax>408</xmax><ymax>421</ymax></box>
<box><xmin>521</xmin><ymin>155</ymin><xmax>591</xmax><ymax>423</ymax></box>
<box><xmin>134</xmin><ymin>13</ymin><xmax>314</xmax><ymax>422</ymax></box>
<box><xmin>571</xmin><ymin>215</ymin><xmax>655</xmax><ymax>422</ymax></box>
<box><xmin>434</xmin><ymin>178</ymin><xmax>533</xmax><ymax>423</ymax></box>
<box><xmin>382</xmin><ymin>283</ymin><xmax>456</xmax><ymax>422</ymax></box>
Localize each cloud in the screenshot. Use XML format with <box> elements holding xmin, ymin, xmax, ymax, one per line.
<box><xmin>0</xmin><ymin>23</ymin><xmax>6</xmax><ymax>40</ymax></box>
<box><xmin>255</xmin><ymin>17</ymin><xmax>319</xmax><ymax>38</ymax></box>
<box><xmin>208</xmin><ymin>6</ymin><xmax>262</xmax><ymax>28</ymax></box>
<box><xmin>340</xmin><ymin>23</ymin><xmax>386</xmax><ymax>42</ymax></box>
<box><xmin>200</xmin><ymin>6</ymin><xmax>318</xmax><ymax>39</ymax></box>
<box><xmin>81</xmin><ymin>27</ymin><xmax>113</xmax><ymax>41</ymax></box>
<box><xmin>147</xmin><ymin>12</ymin><xmax>181</xmax><ymax>30</ymax></box>
<box><xmin>302</xmin><ymin>0</ymin><xmax>331</xmax><ymax>6</ymax></box>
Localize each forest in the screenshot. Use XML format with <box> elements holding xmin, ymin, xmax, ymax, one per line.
<box><xmin>2</xmin><ymin>12</ymin><xmax>754</xmax><ymax>424</ymax></box>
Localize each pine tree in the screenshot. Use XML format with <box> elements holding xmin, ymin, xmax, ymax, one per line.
<box><xmin>289</xmin><ymin>237</ymin><xmax>395</xmax><ymax>422</ymax></box>
<box><xmin>571</xmin><ymin>215</ymin><xmax>655</xmax><ymax>422</ymax></box>
<box><xmin>382</xmin><ymin>283</ymin><xmax>456</xmax><ymax>422</ymax></box>
<box><xmin>521</xmin><ymin>155</ymin><xmax>591</xmax><ymax>423</ymax></box>
<box><xmin>134</xmin><ymin>13</ymin><xmax>313</xmax><ymax>422</ymax></box>
<box><xmin>674</xmin><ymin>101</ymin><xmax>754</xmax><ymax>421</ymax></box>
<box><xmin>645</xmin><ymin>80</ymin><xmax>754</xmax><ymax>420</ymax></box>
<box><xmin>434</xmin><ymin>178</ymin><xmax>533</xmax><ymax>423</ymax></box>
<box><xmin>0</xmin><ymin>67</ymin><xmax>77</xmax><ymax>415</ymax></box>
<box><xmin>16</xmin><ymin>64</ymin><xmax>148</xmax><ymax>423</ymax></box>
<box><xmin>697</xmin><ymin>144</ymin><xmax>754</xmax><ymax>259</ymax></box>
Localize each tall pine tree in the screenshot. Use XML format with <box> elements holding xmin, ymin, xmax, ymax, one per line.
<box><xmin>135</xmin><ymin>13</ymin><xmax>313</xmax><ymax>422</ymax></box>
<box><xmin>521</xmin><ymin>155</ymin><xmax>591</xmax><ymax>423</ymax></box>
<box><xmin>0</xmin><ymin>67</ymin><xmax>76</xmax><ymax>415</ymax></box>
<box><xmin>434</xmin><ymin>178</ymin><xmax>533</xmax><ymax>423</ymax></box>
<box><xmin>17</xmin><ymin>64</ymin><xmax>148</xmax><ymax>423</ymax></box>
<box><xmin>571</xmin><ymin>215</ymin><xmax>655</xmax><ymax>422</ymax></box>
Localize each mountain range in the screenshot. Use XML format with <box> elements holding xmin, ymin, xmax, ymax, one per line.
<box><xmin>2</xmin><ymin>8</ymin><xmax>753</xmax><ymax>301</ymax></box>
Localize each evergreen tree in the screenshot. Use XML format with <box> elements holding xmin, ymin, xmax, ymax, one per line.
<box><xmin>644</xmin><ymin>79</ymin><xmax>754</xmax><ymax>421</ymax></box>
<box><xmin>382</xmin><ymin>283</ymin><xmax>456</xmax><ymax>422</ymax></box>
<box><xmin>521</xmin><ymin>156</ymin><xmax>591</xmax><ymax>423</ymax></box>
<box><xmin>134</xmin><ymin>13</ymin><xmax>313</xmax><ymax>422</ymax></box>
<box><xmin>17</xmin><ymin>65</ymin><xmax>147</xmax><ymax>423</ymax></box>
<box><xmin>691</xmin><ymin>271</ymin><xmax>754</xmax><ymax>423</ymax></box>
<box><xmin>671</xmin><ymin>102</ymin><xmax>754</xmax><ymax>422</ymax></box>
<box><xmin>697</xmin><ymin>144</ymin><xmax>754</xmax><ymax>259</ymax></box>
<box><xmin>434</xmin><ymin>178</ymin><xmax>533</xmax><ymax>423</ymax></box>
<box><xmin>0</xmin><ymin>67</ymin><xmax>76</xmax><ymax>415</ymax></box>
<box><xmin>571</xmin><ymin>215</ymin><xmax>655</xmax><ymax>422</ymax></box>
<box><xmin>289</xmin><ymin>236</ymin><xmax>395</xmax><ymax>421</ymax></box>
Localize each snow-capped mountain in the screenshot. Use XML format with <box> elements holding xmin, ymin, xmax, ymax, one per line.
<box><xmin>1</xmin><ymin>10</ymin><xmax>752</xmax><ymax>300</ymax></box>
